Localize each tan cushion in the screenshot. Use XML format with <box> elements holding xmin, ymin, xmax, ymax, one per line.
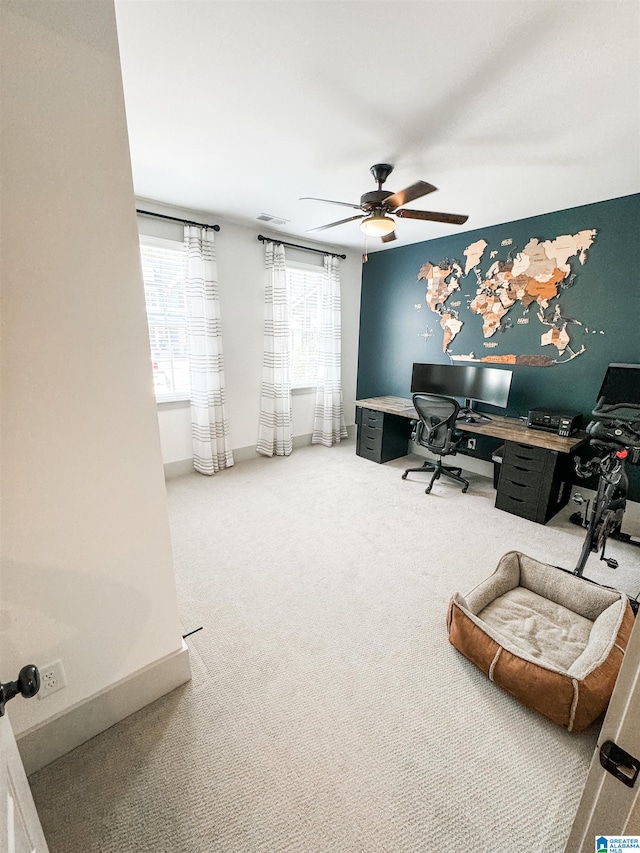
<box><xmin>479</xmin><ymin>587</ymin><xmax>593</xmax><ymax>671</ymax></box>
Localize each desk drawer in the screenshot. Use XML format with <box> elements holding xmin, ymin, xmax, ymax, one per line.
<box><xmin>503</xmin><ymin>442</ymin><xmax>548</xmax><ymax>472</ymax></box>
<box><xmin>496</xmin><ymin>470</ymin><xmax>541</xmax><ymax>521</ymax></box>
<box><xmin>498</xmin><ymin>475</ymin><xmax>539</xmax><ymax>503</ymax></box>
<box><xmin>495</xmin><ymin>490</ymin><xmax>539</xmax><ymax>522</ymax></box>
<box><xmin>360</xmin><ymin>408</ymin><xmax>385</xmax><ymax>427</ymax></box>
<box><xmin>360</xmin><ymin>425</ymin><xmax>382</xmax><ymax>445</ymax></box>
<box><xmin>500</xmin><ymin>464</ymin><xmax>544</xmax><ymax>489</ymax></box>
<box><xmin>358</xmin><ymin>441</ymin><xmax>382</xmax><ymax>462</ymax></box>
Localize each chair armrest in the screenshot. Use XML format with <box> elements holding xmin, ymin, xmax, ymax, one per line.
<box><xmin>450</xmin><ymin>430</ymin><xmax>467</xmax><ymax>452</ymax></box>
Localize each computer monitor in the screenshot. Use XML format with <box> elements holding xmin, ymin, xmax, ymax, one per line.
<box><xmin>597</xmin><ymin>363</ymin><xmax>640</xmax><ymax>406</ymax></box>
<box><xmin>411</xmin><ymin>362</ymin><xmax>512</xmax><ymax>422</ymax></box>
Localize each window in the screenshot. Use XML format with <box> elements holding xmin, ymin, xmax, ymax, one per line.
<box><xmin>140</xmin><ymin>237</ymin><xmax>191</xmax><ymax>401</ymax></box>
<box><xmin>286</xmin><ymin>263</ymin><xmax>323</xmax><ymax>389</ymax></box>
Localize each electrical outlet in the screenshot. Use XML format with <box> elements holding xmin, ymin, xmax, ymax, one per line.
<box><xmin>467</xmin><ymin>438</ymin><xmax>477</xmax><ymax>451</ymax></box>
<box><xmin>38</xmin><ymin>660</ymin><xmax>67</xmax><ymax>699</ymax></box>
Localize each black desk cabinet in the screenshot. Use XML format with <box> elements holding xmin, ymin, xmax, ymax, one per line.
<box><xmin>356</xmin><ymin>406</ymin><xmax>412</xmax><ymax>463</ymax></box>
<box><xmin>495</xmin><ymin>441</ymin><xmax>573</xmax><ymax>524</ymax></box>
<box><xmin>354</xmin><ymin>397</ymin><xmax>584</xmax><ymax>524</ymax></box>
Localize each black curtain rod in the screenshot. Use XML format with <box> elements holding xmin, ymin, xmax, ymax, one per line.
<box><xmin>136</xmin><ymin>208</ymin><xmax>220</xmax><ymax>231</ymax></box>
<box><xmin>257</xmin><ymin>234</ymin><xmax>346</xmax><ymax>260</ymax></box>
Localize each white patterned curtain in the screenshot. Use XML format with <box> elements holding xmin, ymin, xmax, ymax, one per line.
<box><xmin>257</xmin><ymin>242</ymin><xmax>292</xmax><ymax>457</ymax></box>
<box><xmin>312</xmin><ymin>255</ymin><xmax>348</xmax><ymax>447</ymax></box>
<box><xmin>184</xmin><ymin>224</ymin><xmax>234</xmax><ymax>475</ymax></box>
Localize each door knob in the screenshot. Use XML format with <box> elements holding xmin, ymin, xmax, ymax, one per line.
<box><xmin>0</xmin><ymin>665</ymin><xmax>41</xmax><ymax>717</ymax></box>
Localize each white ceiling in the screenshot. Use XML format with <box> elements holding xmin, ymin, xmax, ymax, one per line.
<box><xmin>114</xmin><ymin>0</ymin><xmax>640</xmax><ymax>252</ymax></box>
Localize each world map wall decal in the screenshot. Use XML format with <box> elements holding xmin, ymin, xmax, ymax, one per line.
<box><xmin>416</xmin><ymin>229</ymin><xmax>598</xmax><ymax>366</ymax></box>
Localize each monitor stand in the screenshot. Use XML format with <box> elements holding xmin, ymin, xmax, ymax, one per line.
<box><xmin>458</xmin><ymin>399</ymin><xmax>492</xmax><ymax>424</ymax></box>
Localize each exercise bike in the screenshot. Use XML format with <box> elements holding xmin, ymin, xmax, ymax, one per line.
<box><xmin>573</xmin><ymin>400</ymin><xmax>640</xmax><ymax>581</ymax></box>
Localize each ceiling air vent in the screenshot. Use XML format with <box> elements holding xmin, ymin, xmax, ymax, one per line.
<box><xmin>256</xmin><ymin>213</ymin><xmax>289</xmax><ymax>226</ymax></box>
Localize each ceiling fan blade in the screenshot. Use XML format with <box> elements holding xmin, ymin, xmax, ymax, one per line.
<box><xmin>381</xmin><ymin>231</ymin><xmax>397</xmax><ymax>243</ymax></box>
<box><xmin>382</xmin><ymin>181</ymin><xmax>437</xmax><ymax>210</ymax></box>
<box><xmin>396</xmin><ymin>209</ymin><xmax>469</xmax><ymax>225</ymax></box>
<box><xmin>300</xmin><ymin>196</ymin><xmax>362</xmax><ymax>210</ymax></box>
<box><xmin>307</xmin><ymin>214</ymin><xmax>365</xmax><ymax>232</ymax></box>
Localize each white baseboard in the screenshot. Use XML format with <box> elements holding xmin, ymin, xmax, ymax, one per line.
<box><xmin>19</xmin><ymin>641</ymin><xmax>191</xmax><ymax>776</ymax></box>
<box><xmin>164</xmin><ymin>426</ymin><xmax>357</xmax><ymax>475</ymax></box>
<box><xmin>234</xmin><ymin>432</ymin><xmax>351</xmax><ymax>461</ymax></box>
<box><xmin>164</xmin><ymin>459</ymin><xmax>194</xmax><ymax>478</ymax></box>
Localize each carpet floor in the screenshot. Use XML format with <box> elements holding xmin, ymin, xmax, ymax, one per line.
<box><xmin>28</xmin><ymin>439</ymin><xmax>640</xmax><ymax>852</ymax></box>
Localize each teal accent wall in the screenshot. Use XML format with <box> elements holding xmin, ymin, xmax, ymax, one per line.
<box><xmin>357</xmin><ymin>194</ymin><xmax>640</xmax><ymax>419</ymax></box>
<box><xmin>357</xmin><ymin>193</ymin><xmax>640</xmax><ymax>499</ymax></box>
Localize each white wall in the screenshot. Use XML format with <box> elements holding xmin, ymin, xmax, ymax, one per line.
<box><xmin>136</xmin><ymin>202</ymin><xmax>363</xmax><ymax>467</ymax></box>
<box><xmin>0</xmin><ymin>0</ymin><xmax>185</xmax><ymax>737</ymax></box>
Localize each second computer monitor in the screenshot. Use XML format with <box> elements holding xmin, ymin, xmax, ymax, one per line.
<box><xmin>597</xmin><ymin>363</ymin><xmax>640</xmax><ymax>406</ymax></box>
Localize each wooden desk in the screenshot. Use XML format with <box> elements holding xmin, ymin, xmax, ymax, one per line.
<box><xmin>354</xmin><ymin>396</ymin><xmax>588</xmax><ymax>524</ymax></box>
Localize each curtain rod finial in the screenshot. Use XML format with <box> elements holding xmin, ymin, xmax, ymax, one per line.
<box><xmin>257</xmin><ymin>233</ymin><xmax>346</xmax><ymax>260</ymax></box>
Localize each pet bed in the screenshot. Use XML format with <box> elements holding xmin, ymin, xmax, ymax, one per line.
<box><xmin>447</xmin><ymin>551</ymin><xmax>634</xmax><ymax>731</ymax></box>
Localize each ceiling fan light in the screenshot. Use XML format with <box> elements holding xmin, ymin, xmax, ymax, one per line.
<box><xmin>360</xmin><ymin>214</ymin><xmax>395</xmax><ymax>237</ymax></box>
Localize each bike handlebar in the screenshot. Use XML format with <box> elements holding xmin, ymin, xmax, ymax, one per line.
<box><xmin>574</xmin><ymin>442</ymin><xmax>639</xmax><ymax>483</ymax></box>
<box><xmin>586</xmin><ymin>397</ymin><xmax>640</xmax><ymax>453</ymax></box>
<box><xmin>574</xmin><ymin>398</ymin><xmax>640</xmax><ymax>479</ymax></box>
<box><xmin>591</xmin><ymin>398</ymin><xmax>640</xmax><ymax>420</ymax></box>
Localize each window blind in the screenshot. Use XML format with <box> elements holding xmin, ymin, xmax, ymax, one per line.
<box><xmin>286</xmin><ymin>266</ymin><xmax>323</xmax><ymax>388</ymax></box>
<box><xmin>140</xmin><ymin>239</ymin><xmax>191</xmax><ymax>400</ymax></box>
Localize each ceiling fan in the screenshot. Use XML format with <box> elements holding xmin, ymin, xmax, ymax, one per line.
<box><xmin>301</xmin><ymin>164</ymin><xmax>469</xmax><ymax>243</ymax></box>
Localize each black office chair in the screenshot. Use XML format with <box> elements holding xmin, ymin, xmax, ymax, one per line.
<box><xmin>401</xmin><ymin>393</ymin><xmax>469</xmax><ymax>494</ymax></box>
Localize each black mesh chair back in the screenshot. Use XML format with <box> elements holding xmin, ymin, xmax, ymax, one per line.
<box><xmin>402</xmin><ymin>393</ymin><xmax>469</xmax><ymax>494</ymax></box>
<box><xmin>412</xmin><ymin>394</ymin><xmax>461</xmax><ymax>455</ymax></box>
